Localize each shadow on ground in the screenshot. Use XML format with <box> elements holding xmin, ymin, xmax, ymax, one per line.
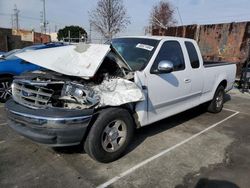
<box><xmin>194</xmin><ymin>178</ymin><xmax>239</xmax><ymax>188</ymax></box>
<box><xmin>176</xmin><ymin>178</ymin><xmax>239</xmax><ymax>188</ymax></box>
<box><xmin>53</xmin><ymin>104</ymin><xmax>209</xmax><ymax>156</ymax></box>
<box><xmin>224</xmin><ymin>93</ymin><xmax>231</xmax><ymax>103</ymax></box>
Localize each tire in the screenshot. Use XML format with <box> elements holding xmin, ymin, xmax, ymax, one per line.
<box><xmin>0</xmin><ymin>77</ymin><xmax>13</xmax><ymax>103</ymax></box>
<box><xmin>207</xmin><ymin>85</ymin><xmax>225</xmax><ymax>113</ymax></box>
<box><xmin>84</xmin><ymin>108</ymin><xmax>134</xmax><ymax>163</ymax></box>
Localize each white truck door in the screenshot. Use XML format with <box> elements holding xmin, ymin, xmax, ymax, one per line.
<box><xmin>183</xmin><ymin>41</ymin><xmax>204</xmax><ymax>107</ymax></box>
<box><xmin>145</xmin><ymin>40</ymin><xmax>192</xmax><ymax>125</ymax></box>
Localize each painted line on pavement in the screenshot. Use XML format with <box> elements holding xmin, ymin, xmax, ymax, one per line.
<box><xmin>97</xmin><ymin>110</ymin><xmax>239</xmax><ymax>188</ymax></box>
<box><xmin>0</xmin><ymin>140</ymin><xmax>5</xmax><ymax>144</ymax></box>
<box><xmin>223</xmin><ymin>108</ymin><xmax>239</xmax><ymax>113</ymax></box>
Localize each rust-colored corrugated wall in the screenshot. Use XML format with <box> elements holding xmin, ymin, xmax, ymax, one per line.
<box><xmin>152</xmin><ymin>22</ymin><xmax>250</xmax><ymax>76</ymax></box>
<box><xmin>33</xmin><ymin>32</ymin><xmax>51</xmax><ymax>43</ymax></box>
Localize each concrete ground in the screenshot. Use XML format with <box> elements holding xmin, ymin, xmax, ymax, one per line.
<box><xmin>0</xmin><ymin>90</ymin><xmax>249</xmax><ymax>188</ymax></box>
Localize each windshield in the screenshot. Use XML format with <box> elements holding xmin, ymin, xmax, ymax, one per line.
<box><xmin>111</xmin><ymin>38</ymin><xmax>159</xmax><ymax>71</ymax></box>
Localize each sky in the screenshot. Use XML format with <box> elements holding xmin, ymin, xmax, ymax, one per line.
<box><xmin>1</xmin><ymin>0</ymin><xmax>250</xmax><ymax>39</ymax></box>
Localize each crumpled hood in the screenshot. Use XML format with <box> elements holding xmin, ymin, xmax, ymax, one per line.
<box><xmin>16</xmin><ymin>43</ymin><xmax>131</xmax><ymax>78</ymax></box>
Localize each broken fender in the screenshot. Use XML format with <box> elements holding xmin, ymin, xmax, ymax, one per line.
<box><xmin>93</xmin><ymin>78</ymin><xmax>144</xmax><ymax>107</ymax></box>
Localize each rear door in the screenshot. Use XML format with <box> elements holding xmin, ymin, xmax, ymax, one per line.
<box><xmin>184</xmin><ymin>41</ymin><xmax>204</xmax><ymax>106</ymax></box>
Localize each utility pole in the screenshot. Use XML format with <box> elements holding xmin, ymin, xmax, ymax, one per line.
<box><xmin>68</xmin><ymin>30</ymin><xmax>71</xmax><ymax>44</ymax></box>
<box><xmin>43</xmin><ymin>0</ymin><xmax>46</xmax><ymax>34</ymax></box>
<box><xmin>11</xmin><ymin>14</ymin><xmax>14</xmax><ymax>29</ymax></box>
<box><xmin>176</xmin><ymin>7</ymin><xmax>183</xmax><ymax>25</ymax></box>
<box><xmin>41</xmin><ymin>0</ymin><xmax>48</xmax><ymax>34</ymax></box>
<box><xmin>13</xmin><ymin>4</ymin><xmax>20</xmax><ymax>30</ymax></box>
<box><xmin>40</xmin><ymin>11</ymin><xmax>43</xmax><ymax>33</ymax></box>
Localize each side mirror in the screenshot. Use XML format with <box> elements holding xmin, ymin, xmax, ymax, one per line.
<box><xmin>157</xmin><ymin>60</ymin><xmax>174</xmax><ymax>74</ymax></box>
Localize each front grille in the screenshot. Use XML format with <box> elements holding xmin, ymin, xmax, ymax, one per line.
<box><xmin>12</xmin><ymin>80</ymin><xmax>54</xmax><ymax>108</ymax></box>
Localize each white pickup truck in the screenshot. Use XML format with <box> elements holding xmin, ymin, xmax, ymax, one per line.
<box><xmin>5</xmin><ymin>36</ymin><xmax>236</xmax><ymax>162</ymax></box>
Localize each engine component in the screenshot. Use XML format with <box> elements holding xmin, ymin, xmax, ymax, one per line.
<box><xmin>60</xmin><ymin>82</ymin><xmax>100</xmax><ymax>109</ymax></box>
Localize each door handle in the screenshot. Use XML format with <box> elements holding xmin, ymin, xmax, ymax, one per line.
<box><xmin>184</xmin><ymin>78</ymin><xmax>191</xmax><ymax>83</ymax></box>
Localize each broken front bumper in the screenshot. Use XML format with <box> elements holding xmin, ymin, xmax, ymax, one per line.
<box><xmin>5</xmin><ymin>99</ymin><xmax>94</xmax><ymax>146</ymax></box>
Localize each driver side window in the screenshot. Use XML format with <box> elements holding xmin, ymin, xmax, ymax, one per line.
<box><xmin>152</xmin><ymin>41</ymin><xmax>185</xmax><ymax>72</ymax></box>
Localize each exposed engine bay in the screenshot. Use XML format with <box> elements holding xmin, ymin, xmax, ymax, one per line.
<box><xmin>12</xmin><ymin>51</ymin><xmax>144</xmax><ymax>110</ymax></box>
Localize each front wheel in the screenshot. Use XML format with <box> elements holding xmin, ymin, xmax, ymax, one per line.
<box><xmin>207</xmin><ymin>85</ymin><xmax>225</xmax><ymax>113</ymax></box>
<box><xmin>0</xmin><ymin>77</ymin><xmax>13</xmax><ymax>103</ymax></box>
<box><xmin>84</xmin><ymin>108</ymin><xmax>134</xmax><ymax>163</ymax></box>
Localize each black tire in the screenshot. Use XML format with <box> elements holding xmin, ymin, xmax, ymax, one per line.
<box><xmin>207</xmin><ymin>85</ymin><xmax>225</xmax><ymax>113</ymax></box>
<box><xmin>84</xmin><ymin>108</ymin><xmax>134</xmax><ymax>163</ymax></box>
<box><xmin>0</xmin><ymin>77</ymin><xmax>13</xmax><ymax>103</ymax></box>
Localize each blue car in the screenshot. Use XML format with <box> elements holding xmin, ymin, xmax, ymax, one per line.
<box><xmin>0</xmin><ymin>43</ymin><xmax>66</xmax><ymax>102</ymax></box>
<box><xmin>0</xmin><ymin>49</ymin><xmax>20</xmax><ymax>59</ymax></box>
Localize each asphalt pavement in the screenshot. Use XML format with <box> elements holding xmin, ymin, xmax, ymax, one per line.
<box><xmin>0</xmin><ymin>90</ymin><xmax>249</xmax><ymax>188</ymax></box>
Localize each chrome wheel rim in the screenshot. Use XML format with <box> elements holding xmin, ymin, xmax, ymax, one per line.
<box><xmin>0</xmin><ymin>81</ymin><xmax>12</xmax><ymax>101</ymax></box>
<box><xmin>216</xmin><ymin>91</ymin><xmax>223</xmax><ymax>108</ymax></box>
<box><xmin>101</xmin><ymin>120</ymin><xmax>127</xmax><ymax>152</ymax></box>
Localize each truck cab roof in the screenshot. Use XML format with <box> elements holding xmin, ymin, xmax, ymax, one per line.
<box><xmin>115</xmin><ymin>36</ymin><xmax>197</xmax><ymax>43</ymax></box>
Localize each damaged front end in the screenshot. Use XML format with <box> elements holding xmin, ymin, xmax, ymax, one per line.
<box><xmin>12</xmin><ymin>73</ymin><xmax>144</xmax><ymax>110</ymax></box>
<box><xmin>5</xmin><ymin>45</ymin><xmax>144</xmax><ymax>147</ymax></box>
<box><xmin>12</xmin><ymin>44</ymin><xmax>144</xmax><ymax>110</ymax></box>
<box><xmin>5</xmin><ymin>43</ymin><xmax>145</xmax><ymax>147</ymax></box>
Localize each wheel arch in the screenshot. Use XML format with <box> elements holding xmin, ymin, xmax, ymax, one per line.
<box><xmin>82</xmin><ymin>104</ymin><xmax>138</xmax><ymax>144</ymax></box>
<box><xmin>212</xmin><ymin>78</ymin><xmax>227</xmax><ymax>98</ymax></box>
<box><xmin>219</xmin><ymin>79</ymin><xmax>227</xmax><ymax>89</ymax></box>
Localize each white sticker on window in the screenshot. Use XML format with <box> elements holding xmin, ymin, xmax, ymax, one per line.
<box><xmin>136</xmin><ymin>43</ymin><xmax>154</xmax><ymax>51</ymax></box>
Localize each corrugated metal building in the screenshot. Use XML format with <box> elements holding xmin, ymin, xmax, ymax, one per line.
<box><xmin>152</xmin><ymin>22</ymin><xmax>250</xmax><ymax>76</ymax></box>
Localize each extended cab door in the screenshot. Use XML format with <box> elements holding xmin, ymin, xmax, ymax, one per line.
<box><xmin>183</xmin><ymin>41</ymin><xmax>204</xmax><ymax>106</ymax></box>
<box><xmin>145</xmin><ymin>40</ymin><xmax>192</xmax><ymax>124</ymax></box>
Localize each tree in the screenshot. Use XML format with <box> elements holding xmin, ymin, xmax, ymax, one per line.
<box><xmin>150</xmin><ymin>1</ymin><xmax>176</xmax><ymax>30</ymax></box>
<box><xmin>89</xmin><ymin>0</ymin><xmax>130</xmax><ymax>40</ymax></box>
<box><xmin>57</xmin><ymin>25</ymin><xmax>87</xmax><ymax>42</ymax></box>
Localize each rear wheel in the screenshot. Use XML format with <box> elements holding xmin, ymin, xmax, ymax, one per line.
<box><xmin>84</xmin><ymin>108</ymin><xmax>134</xmax><ymax>163</ymax></box>
<box><xmin>207</xmin><ymin>85</ymin><xmax>225</xmax><ymax>113</ymax></box>
<box><xmin>0</xmin><ymin>77</ymin><xmax>13</xmax><ymax>103</ymax></box>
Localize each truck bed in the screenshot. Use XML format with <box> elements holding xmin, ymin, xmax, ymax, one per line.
<box><xmin>204</xmin><ymin>61</ymin><xmax>236</xmax><ymax>68</ymax></box>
